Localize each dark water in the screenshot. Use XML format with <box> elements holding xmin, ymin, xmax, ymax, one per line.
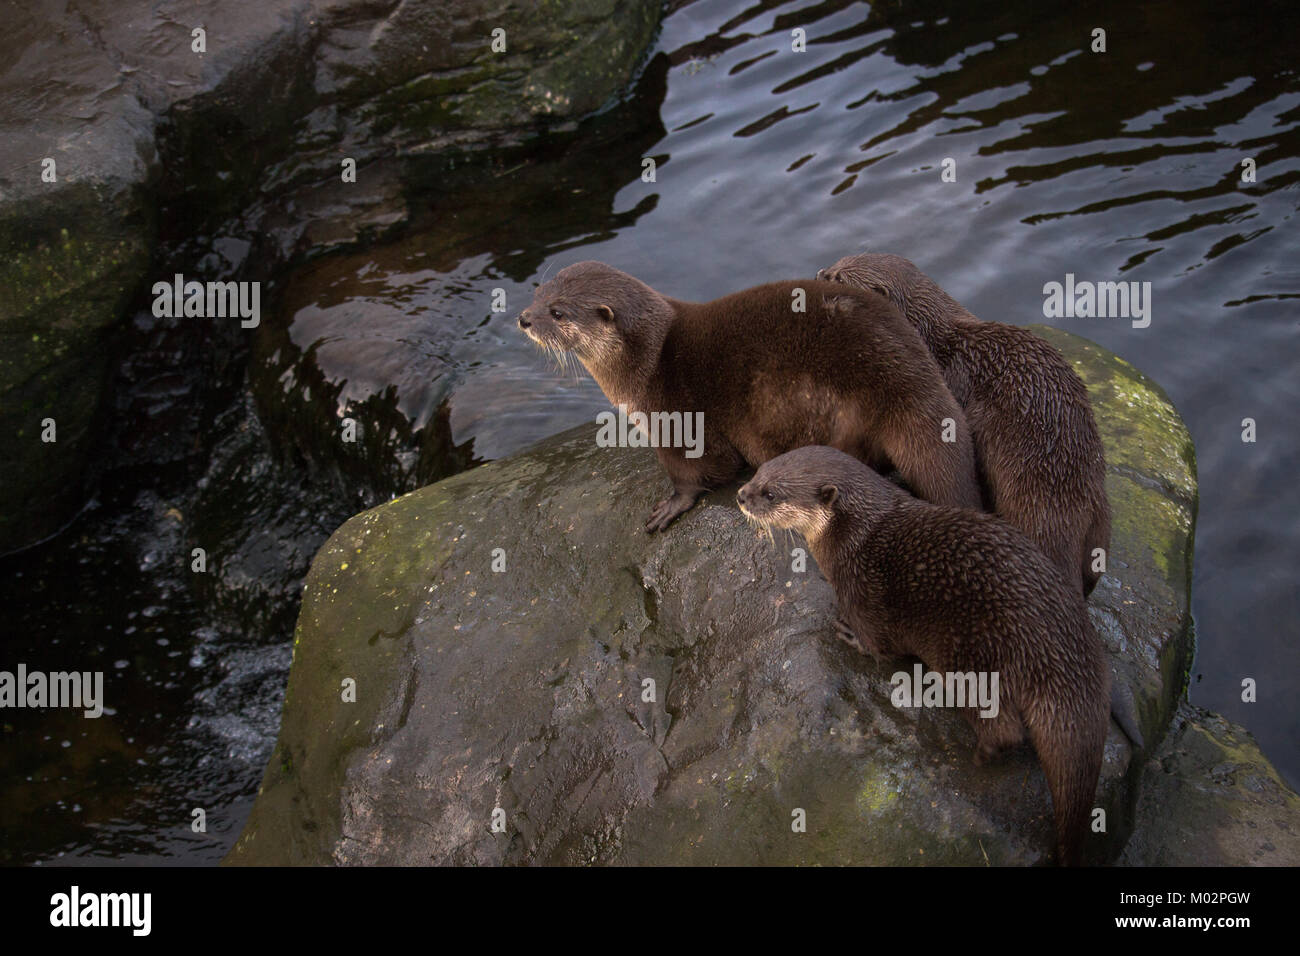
<box><xmin>0</xmin><ymin>393</ymin><xmax>342</xmax><ymax>864</ymax></box>
<box><xmin>3</xmin><ymin>0</ymin><xmax>1297</xmax><ymax>863</ymax></box>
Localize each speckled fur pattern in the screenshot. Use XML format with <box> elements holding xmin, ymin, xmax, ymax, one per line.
<box><xmin>819</xmin><ymin>253</ymin><xmax>1111</xmax><ymax>597</ymax></box>
<box><xmin>739</xmin><ymin>446</ymin><xmax>1109</xmax><ymax>866</ymax></box>
<box><xmin>519</xmin><ymin>261</ymin><xmax>983</xmax><ymax>531</ymax></box>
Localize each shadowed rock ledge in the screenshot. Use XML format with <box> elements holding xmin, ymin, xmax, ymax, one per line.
<box><xmin>1119</xmin><ymin>702</ymin><xmax>1300</xmax><ymax>866</ymax></box>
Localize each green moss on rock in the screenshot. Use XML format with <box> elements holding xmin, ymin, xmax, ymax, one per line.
<box><xmin>0</xmin><ymin>181</ymin><xmax>153</xmax><ymax>552</ymax></box>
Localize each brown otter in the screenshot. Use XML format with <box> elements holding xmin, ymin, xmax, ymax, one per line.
<box><xmin>738</xmin><ymin>445</ymin><xmax>1109</xmax><ymax>866</ymax></box>
<box><xmin>817</xmin><ymin>253</ymin><xmax>1110</xmax><ymax>598</ymax></box>
<box><xmin>518</xmin><ymin>262</ymin><xmax>982</xmax><ymax>530</ymax></box>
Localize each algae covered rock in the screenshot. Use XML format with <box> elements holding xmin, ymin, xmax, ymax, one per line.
<box><xmin>228</xmin><ymin>328</ymin><xmax>1224</xmax><ymax>865</ymax></box>
<box><xmin>1120</xmin><ymin>703</ymin><xmax>1300</xmax><ymax>865</ymax></box>
<box><xmin>0</xmin><ymin>3</ymin><xmax>156</xmax><ymax>551</ymax></box>
<box><xmin>0</xmin><ymin>198</ymin><xmax>153</xmax><ymax>552</ymax></box>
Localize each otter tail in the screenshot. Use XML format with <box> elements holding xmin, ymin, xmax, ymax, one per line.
<box><xmin>1027</xmin><ymin>696</ymin><xmax>1107</xmax><ymax>866</ymax></box>
<box><xmin>1109</xmin><ymin>678</ymin><xmax>1144</xmax><ymax>752</ymax></box>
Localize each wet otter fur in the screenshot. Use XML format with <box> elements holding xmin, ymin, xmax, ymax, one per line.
<box><xmin>738</xmin><ymin>445</ymin><xmax>1109</xmax><ymax>866</ymax></box>
<box><xmin>818</xmin><ymin>253</ymin><xmax>1110</xmax><ymax>599</ymax></box>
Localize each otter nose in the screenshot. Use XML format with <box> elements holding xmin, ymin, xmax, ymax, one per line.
<box><xmin>737</xmin><ymin>486</ymin><xmax>751</xmax><ymax>506</ymax></box>
<box><xmin>816</xmin><ymin>269</ymin><xmax>827</xmax><ymax>280</ymax></box>
<box><xmin>518</xmin><ymin>309</ymin><xmax>532</xmax><ymax>329</ymax></box>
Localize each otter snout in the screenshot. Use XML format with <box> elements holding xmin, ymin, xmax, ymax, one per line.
<box><xmin>736</xmin><ymin>480</ymin><xmax>771</xmax><ymax>519</ymax></box>
<box><xmin>517</xmin><ymin>309</ymin><xmax>532</xmax><ymax>329</ymax></box>
<box><xmin>736</xmin><ymin>484</ymin><xmax>753</xmax><ymax>510</ymax></box>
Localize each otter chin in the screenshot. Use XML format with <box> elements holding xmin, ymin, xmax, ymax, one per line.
<box><xmin>742</xmin><ymin>445</ymin><xmax>1110</xmax><ymax>867</ymax></box>
<box><xmin>519</xmin><ymin>261</ymin><xmax>982</xmax><ymax>533</ymax></box>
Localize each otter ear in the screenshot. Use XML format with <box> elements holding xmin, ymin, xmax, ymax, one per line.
<box><xmin>596</xmin><ymin>304</ymin><xmax>615</xmax><ymax>322</ymax></box>
<box><xmin>819</xmin><ymin>483</ymin><xmax>838</xmax><ymax>507</ymax></box>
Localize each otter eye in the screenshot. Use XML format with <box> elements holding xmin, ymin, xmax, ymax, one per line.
<box><xmin>762</xmin><ymin>489</ymin><xmax>774</xmax><ymax>501</ymax></box>
<box><xmin>550</xmin><ymin>308</ymin><xmax>563</xmax><ymax>320</ymax></box>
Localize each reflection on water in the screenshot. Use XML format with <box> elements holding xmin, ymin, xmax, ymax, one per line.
<box><xmin>4</xmin><ymin>0</ymin><xmax>1298</xmax><ymax>863</ymax></box>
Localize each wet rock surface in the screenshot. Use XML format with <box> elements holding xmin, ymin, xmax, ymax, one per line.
<box><xmin>229</xmin><ymin>328</ymin><xmax>1233</xmax><ymax>866</ymax></box>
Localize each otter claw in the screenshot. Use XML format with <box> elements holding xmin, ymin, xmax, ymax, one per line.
<box><xmin>833</xmin><ymin>617</ymin><xmax>866</xmax><ymax>653</ymax></box>
<box><xmin>645</xmin><ymin>493</ymin><xmax>697</xmax><ymax>532</ymax></box>
<box><xmin>645</xmin><ymin>502</ymin><xmax>676</xmax><ymax>532</ymax></box>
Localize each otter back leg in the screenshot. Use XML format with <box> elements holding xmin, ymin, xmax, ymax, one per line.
<box><xmin>833</xmin><ymin>614</ymin><xmax>887</xmax><ymax>658</ymax></box>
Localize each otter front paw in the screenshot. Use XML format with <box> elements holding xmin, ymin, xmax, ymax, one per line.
<box><xmin>833</xmin><ymin>616</ymin><xmax>867</xmax><ymax>654</ymax></box>
<box><xmin>645</xmin><ymin>493</ymin><xmax>697</xmax><ymax>532</ymax></box>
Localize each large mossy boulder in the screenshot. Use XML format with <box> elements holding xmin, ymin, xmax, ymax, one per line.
<box><xmin>0</xmin><ymin>0</ymin><xmax>662</xmax><ymax>554</ymax></box>
<box><xmin>227</xmin><ymin>328</ymin><xmax>1278</xmax><ymax>866</ymax></box>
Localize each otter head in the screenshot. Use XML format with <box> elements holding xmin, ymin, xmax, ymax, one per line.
<box><xmin>737</xmin><ymin>446</ymin><xmax>869</xmax><ymax>542</ymax></box>
<box><xmin>519</xmin><ymin>261</ymin><xmax>674</xmax><ymax>401</ymax></box>
<box><xmin>816</xmin><ymin>252</ymin><xmax>923</xmax><ymax>314</ymax></box>
<box><xmin>517</xmin><ymin>261</ymin><xmax>629</xmax><ymax>362</ymax></box>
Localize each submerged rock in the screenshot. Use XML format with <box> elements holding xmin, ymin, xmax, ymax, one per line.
<box><xmin>225</xmin><ymin>328</ymin><xmax>1274</xmax><ymax>866</ymax></box>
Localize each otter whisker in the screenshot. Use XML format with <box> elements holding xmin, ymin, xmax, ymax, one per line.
<box><xmin>738</xmin><ymin>507</ymin><xmax>777</xmax><ymax>548</ymax></box>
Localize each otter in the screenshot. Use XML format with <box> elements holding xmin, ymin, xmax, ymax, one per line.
<box><xmin>518</xmin><ymin>262</ymin><xmax>982</xmax><ymax>530</ymax></box>
<box><xmin>818</xmin><ymin>253</ymin><xmax>1110</xmax><ymax>598</ymax></box>
<box><xmin>738</xmin><ymin>445</ymin><xmax>1109</xmax><ymax>866</ymax></box>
